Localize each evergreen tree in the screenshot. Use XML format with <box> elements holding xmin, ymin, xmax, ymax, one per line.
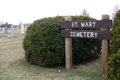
<box><xmin>107</xmin><ymin>9</ymin><xmax>120</xmax><ymax>80</ymax></box>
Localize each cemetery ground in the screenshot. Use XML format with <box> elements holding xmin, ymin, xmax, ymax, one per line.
<box><xmin>0</xmin><ymin>28</ymin><xmax>111</xmax><ymax>80</ymax></box>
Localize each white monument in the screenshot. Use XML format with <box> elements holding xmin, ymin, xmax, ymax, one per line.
<box><xmin>21</xmin><ymin>23</ymin><xmax>24</xmax><ymax>34</ymax></box>
<box><xmin>17</xmin><ymin>25</ymin><xmax>19</xmax><ymax>29</ymax></box>
<box><xmin>3</xmin><ymin>27</ymin><xmax>5</xmax><ymax>33</ymax></box>
<box><xmin>11</xmin><ymin>25</ymin><xmax>16</xmax><ymax>38</ymax></box>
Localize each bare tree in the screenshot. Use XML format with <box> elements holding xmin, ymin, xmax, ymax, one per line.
<box><xmin>112</xmin><ymin>5</ymin><xmax>120</xmax><ymax>19</ymax></box>
<box><xmin>81</xmin><ymin>9</ymin><xmax>90</xmax><ymax>17</ymax></box>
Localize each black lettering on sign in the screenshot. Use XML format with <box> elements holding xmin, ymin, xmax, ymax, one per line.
<box><xmin>61</xmin><ymin>20</ymin><xmax>112</xmax><ymax>28</ymax></box>
<box><xmin>61</xmin><ymin>30</ymin><xmax>112</xmax><ymax>39</ymax></box>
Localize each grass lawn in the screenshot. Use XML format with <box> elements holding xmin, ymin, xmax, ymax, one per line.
<box><xmin>0</xmin><ymin>28</ymin><xmax>111</xmax><ymax>80</ymax></box>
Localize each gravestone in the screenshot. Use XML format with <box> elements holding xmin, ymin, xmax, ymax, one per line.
<box><xmin>0</xmin><ymin>27</ymin><xmax>2</xmax><ymax>31</ymax></box>
<box><xmin>1</xmin><ymin>30</ymin><xmax>3</xmax><ymax>33</ymax></box>
<box><xmin>3</xmin><ymin>27</ymin><xmax>5</xmax><ymax>33</ymax></box>
<box><xmin>8</xmin><ymin>30</ymin><xmax>9</xmax><ymax>33</ymax></box>
<box><xmin>4</xmin><ymin>27</ymin><xmax>8</xmax><ymax>34</ymax></box>
<box><xmin>11</xmin><ymin>25</ymin><xmax>16</xmax><ymax>38</ymax></box>
<box><xmin>21</xmin><ymin>24</ymin><xmax>24</xmax><ymax>34</ymax></box>
<box><xmin>25</xmin><ymin>26</ymin><xmax>28</xmax><ymax>31</ymax></box>
<box><xmin>17</xmin><ymin>25</ymin><xmax>19</xmax><ymax>29</ymax></box>
<box><xmin>23</xmin><ymin>24</ymin><xmax>24</xmax><ymax>30</ymax></box>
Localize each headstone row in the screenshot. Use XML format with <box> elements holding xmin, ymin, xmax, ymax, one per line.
<box><xmin>0</xmin><ymin>23</ymin><xmax>29</xmax><ymax>38</ymax></box>
<box><xmin>0</xmin><ymin>25</ymin><xmax>16</xmax><ymax>38</ymax></box>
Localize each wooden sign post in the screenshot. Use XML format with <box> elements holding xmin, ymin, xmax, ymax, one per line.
<box><xmin>101</xmin><ymin>15</ymin><xmax>110</xmax><ymax>78</ymax></box>
<box><xmin>61</xmin><ymin>15</ymin><xmax>112</xmax><ymax>79</ymax></box>
<box><xmin>64</xmin><ymin>17</ymin><xmax>72</xmax><ymax>70</ymax></box>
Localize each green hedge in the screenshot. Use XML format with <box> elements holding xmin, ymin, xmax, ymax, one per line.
<box><xmin>23</xmin><ymin>16</ymin><xmax>101</xmax><ymax>66</ymax></box>
<box><xmin>107</xmin><ymin>10</ymin><xmax>120</xmax><ymax>80</ymax></box>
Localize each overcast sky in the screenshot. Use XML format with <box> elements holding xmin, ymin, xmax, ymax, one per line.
<box><xmin>0</xmin><ymin>0</ymin><xmax>120</xmax><ymax>25</ymax></box>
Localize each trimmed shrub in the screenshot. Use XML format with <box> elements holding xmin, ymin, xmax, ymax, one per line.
<box><xmin>23</xmin><ymin>16</ymin><xmax>101</xmax><ymax>66</ymax></box>
<box><xmin>107</xmin><ymin>10</ymin><xmax>120</xmax><ymax>80</ymax></box>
